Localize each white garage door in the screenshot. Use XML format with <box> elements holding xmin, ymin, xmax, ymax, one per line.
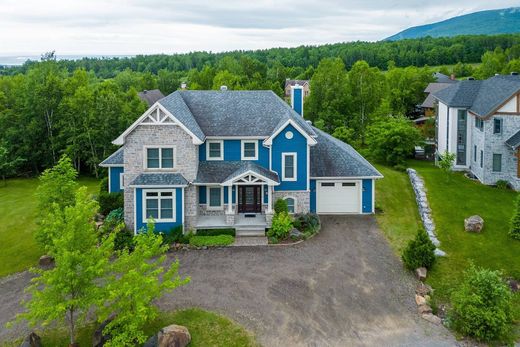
<box><xmin>317</xmin><ymin>181</ymin><xmax>360</xmax><ymax>214</ymax></box>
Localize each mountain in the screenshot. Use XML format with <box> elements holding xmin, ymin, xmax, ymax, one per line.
<box><xmin>386</xmin><ymin>7</ymin><xmax>520</xmax><ymax>41</ymax></box>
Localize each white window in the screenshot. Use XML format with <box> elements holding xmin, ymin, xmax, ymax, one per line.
<box><xmin>207</xmin><ymin>140</ymin><xmax>223</xmax><ymax>160</ymax></box>
<box><xmin>119</xmin><ymin>173</ymin><xmax>124</xmax><ymax>190</ymax></box>
<box><xmin>145</xmin><ymin>146</ymin><xmax>175</xmax><ymax>169</ymax></box>
<box><xmin>241</xmin><ymin>140</ymin><xmax>258</xmax><ymax>160</ymax></box>
<box><xmin>207</xmin><ymin>186</ymin><xmax>223</xmax><ymax>209</ymax></box>
<box><xmin>285</xmin><ymin>197</ymin><xmax>296</xmax><ymax>214</ymax></box>
<box><xmin>282</xmin><ymin>153</ymin><xmax>297</xmax><ymax>181</ymax></box>
<box><xmin>143</xmin><ymin>190</ymin><xmax>176</xmax><ymax>222</ymax></box>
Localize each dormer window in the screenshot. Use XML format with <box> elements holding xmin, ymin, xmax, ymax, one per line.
<box><xmin>145</xmin><ymin>147</ymin><xmax>175</xmax><ymax>169</ymax></box>
<box><xmin>207</xmin><ymin>140</ymin><xmax>223</xmax><ymax>160</ymax></box>
<box><xmin>241</xmin><ymin>140</ymin><xmax>258</xmax><ymax>160</ymax></box>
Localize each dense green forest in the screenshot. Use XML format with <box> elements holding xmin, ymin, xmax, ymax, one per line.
<box><xmin>1</xmin><ymin>36</ymin><xmax>520</xmax><ymax>178</ymax></box>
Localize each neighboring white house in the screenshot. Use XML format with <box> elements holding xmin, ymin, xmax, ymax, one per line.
<box><xmin>433</xmin><ymin>73</ymin><xmax>520</xmax><ymax>190</ymax></box>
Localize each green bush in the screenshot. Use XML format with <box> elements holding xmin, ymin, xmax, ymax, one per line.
<box><xmin>196</xmin><ymin>228</ymin><xmax>236</xmax><ymax>237</ymax></box>
<box><xmin>189</xmin><ymin>235</ymin><xmax>234</xmax><ymax>247</ymax></box>
<box><xmin>509</xmin><ymin>195</ymin><xmax>520</xmax><ymax>241</ymax></box>
<box><xmin>401</xmin><ymin>229</ymin><xmax>436</xmax><ymax>270</ymax></box>
<box><xmin>495</xmin><ymin>180</ymin><xmax>510</xmax><ymax>190</ymax></box>
<box><xmin>267</xmin><ymin>211</ymin><xmax>293</xmax><ymax>240</ymax></box>
<box><xmin>294</xmin><ymin>213</ymin><xmax>320</xmax><ymax>234</ymax></box>
<box><xmin>114</xmin><ymin>227</ymin><xmax>134</xmax><ymax>251</ymax></box>
<box><xmin>161</xmin><ymin>225</ymin><xmax>184</xmax><ymax>245</ymax></box>
<box><xmin>449</xmin><ymin>266</ymin><xmax>513</xmax><ymax>343</ymax></box>
<box><xmin>105</xmin><ymin>207</ymin><xmax>124</xmax><ymax>224</ymax></box>
<box><xmin>98</xmin><ymin>191</ymin><xmax>124</xmax><ymax>215</ymax></box>
<box><xmin>274</xmin><ymin>199</ymin><xmax>288</xmax><ymax>214</ymax></box>
<box><xmin>99</xmin><ymin>176</ymin><xmax>109</xmax><ymax>193</ymax></box>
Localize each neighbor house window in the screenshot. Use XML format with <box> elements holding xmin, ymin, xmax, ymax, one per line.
<box><xmin>146</xmin><ymin>147</ymin><xmax>175</xmax><ymax>169</ymax></box>
<box><xmin>241</xmin><ymin>140</ymin><xmax>258</xmax><ymax>160</ymax></box>
<box><xmin>144</xmin><ymin>190</ymin><xmax>175</xmax><ymax>222</ymax></box>
<box><xmin>207</xmin><ymin>186</ymin><xmax>223</xmax><ymax>209</ymax></box>
<box><xmin>475</xmin><ymin>118</ymin><xmax>484</xmax><ymax>131</ymax></box>
<box><xmin>493</xmin><ymin>119</ymin><xmax>502</xmax><ymax>134</ymax></box>
<box><xmin>492</xmin><ymin>154</ymin><xmax>502</xmax><ymax>172</ymax></box>
<box><xmin>480</xmin><ymin>150</ymin><xmax>483</xmax><ymax>168</ymax></box>
<box><xmin>282</xmin><ymin>153</ymin><xmax>297</xmax><ymax>181</ymax></box>
<box><xmin>207</xmin><ymin>140</ymin><xmax>223</xmax><ymax>160</ymax></box>
<box><xmin>285</xmin><ymin>197</ymin><xmax>296</xmax><ymax>214</ymax></box>
<box><xmin>473</xmin><ymin>145</ymin><xmax>477</xmax><ymax>162</ymax></box>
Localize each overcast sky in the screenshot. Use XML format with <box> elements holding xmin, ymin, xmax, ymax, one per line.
<box><xmin>0</xmin><ymin>0</ymin><xmax>518</xmax><ymax>56</ymax></box>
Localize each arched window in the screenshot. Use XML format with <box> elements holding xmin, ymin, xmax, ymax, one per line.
<box><xmin>285</xmin><ymin>197</ymin><xmax>296</xmax><ymax>214</ymax></box>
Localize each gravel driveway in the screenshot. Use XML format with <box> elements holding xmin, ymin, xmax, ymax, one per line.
<box><xmin>0</xmin><ymin>215</ymin><xmax>456</xmax><ymax>346</ymax></box>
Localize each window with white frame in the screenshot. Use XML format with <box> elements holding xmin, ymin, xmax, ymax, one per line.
<box><xmin>207</xmin><ymin>141</ymin><xmax>223</xmax><ymax>160</ymax></box>
<box><xmin>207</xmin><ymin>186</ymin><xmax>223</xmax><ymax>209</ymax></box>
<box><xmin>241</xmin><ymin>140</ymin><xmax>258</xmax><ymax>160</ymax></box>
<box><xmin>282</xmin><ymin>153</ymin><xmax>297</xmax><ymax>181</ymax></box>
<box><xmin>145</xmin><ymin>147</ymin><xmax>175</xmax><ymax>169</ymax></box>
<box><xmin>119</xmin><ymin>173</ymin><xmax>124</xmax><ymax>190</ymax></box>
<box><xmin>285</xmin><ymin>197</ymin><xmax>296</xmax><ymax>214</ymax></box>
<box><xmin>143</xmin><ymin>190</ymin><xmax>175</xmax><ymax>222</ymax></box>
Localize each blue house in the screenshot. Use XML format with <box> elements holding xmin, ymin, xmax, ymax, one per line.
<box><xmin>100</xmin><ymin>84</ymin><xmax>382</xmax><ymax>235</ymax></box>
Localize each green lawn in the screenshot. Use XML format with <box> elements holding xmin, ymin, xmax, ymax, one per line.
<box><xmin>3</xmin><ymin>308</ymin><xmax>257</xmax><ymax>347</ymax></box>
<box><xmin>0</xmin><ymin>177</ymin><xmax>100</xmax><ymax>277</ymax></box>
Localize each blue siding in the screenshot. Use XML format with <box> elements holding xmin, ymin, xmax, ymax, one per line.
<box><xmin>272</xmin><ymin>124</ymin><xmax>308</xmax><ymax>191</ymax></box>
<box><xmin>135</xmin><ymin>187</ymin><xmax>183</xmax><ymax>233</ymax></box>
<box><xmin>310</xmin><ymin>179</ymin><xmax>316</xmax><ymax>213</ymax></box>
<box><xmin>199</xmin><ymin>140</ymin><xmax>269</xmax><ymax>168</ymax></box>
<box><xmin>199</xmin><ymin>186</ymin><xmax>207</xmax><ymax>204</ymax></box>
<box><xmin>292</xmin><ymin>88</ymin><xmax>303</xmax><ymax>116</ymax></box>
<box><xmin>109</xmin><ymin>167</ymin><xmax>124</xmax><ymax>193</ymax></box>
<box><xmin>362</xmin><ymin>179</ymin><xmax>373</xmax><ymax>214</ymax></box>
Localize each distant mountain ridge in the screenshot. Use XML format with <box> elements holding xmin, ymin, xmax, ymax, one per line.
<box><xmin>386</xmin><ymin>7</ymin><xmax>520</xmax><ymax>41</ymax></box>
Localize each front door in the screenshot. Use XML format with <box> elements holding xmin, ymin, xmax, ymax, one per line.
<box><xmin>238</xmin><ymin>185</ymin><xmax>262</xmax><ymax>213</ymax></box>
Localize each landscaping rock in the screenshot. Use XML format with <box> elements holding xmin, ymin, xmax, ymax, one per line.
<box><xmin>415</xmin><ymin>294</ymin><xmax>427</xmax><ymax>306</ymax></box>
<box><xmin>415</xmin><ymin>282</ymin><xmax>432</xmax><ymax>296</ymax></box>
<box><xmin>19</xmin><ymin>332</ymin><xmax>42</xmax><ymax>347</ymax></box>
<box><xmin>289</xmin><ymin>228</ymin><xmax>303</xmax><ymax>239</ymax></box>
<box><xmin>434</xmin><ymin>249</ymin><xmax>446</xmax><ymax>257</ymax></box>
<box><xmin>508</xmin><ymin>278</ymin><xmax>519</xmax><ymax>292</ymax></box>
<box><xmin>415</xmin><ymin>267</ymin><xmax>427</xmax><ymax>281</ymax></box>
<box><xmin>158</xmin><ymin>324</ymin><xmax>191</xmax><ymax>347</ymax></box>
<box><xmin>417</xmin><ymin>304</ymin><xmax>432</xmax><ymax>315</ymax></box>
<box><xmin>421</xmin><ymin>313</ymin><xmax>442</xmax><ymax>325</ymax></box>
<box><xmin>95</xmin><ymin>221</ymin><xmax>104</xmax><ymax>229</ymax></box>
<box><xmin>92</xmin><ymin>315</ymin><xmax>115</xmax><ymax>347</ymax></box>
<box><xmin>38</xmin><ymin>255</ymin><xmax>54</xmax><ymax>268</ymax></box>
<box><xmin>464</xmin><ymin>215</ymin><xmax>484</xmax><ymax>233</ymax></box>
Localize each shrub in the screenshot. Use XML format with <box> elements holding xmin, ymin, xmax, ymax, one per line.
<box><xmin>105</xmin><ymin>207</ymin><xmax>124</xmax><ymax>224</ymax></box>
<box><xmin>449</xmin><ymin>266</ymin><xmax>513</xmax><ymax>342</ymax></box>
<box><xmin>99</xmin><ymin>176</ymin><xmax>109</xmax><ymax>193</ymax></box>
<box><xmin>114</xmin><ymin>227</ymin><xmax>134</xmax><ymax>251</ymax></box>
<box><xmin>98</xmin><ymin>191</ymin><xmax>124</xmax><ymax>216</ymax></box>
<box><xmin>189</xmin><ymin>235</ymin><xmax>234</xmax><ymax>247</ymax></box>
<box><xmin>438</xmin><ymin>151</ymin><xmax>456</xmax><ymax>182</ymax></box>
<box><xmin>196</xmin><ymin>228</ymin><xmax>236</xmax><ymax>237</ymax></box>
<box><xmin>295</xmin><ymin>213</ymin><xmax>320</xmax><ymax>234</ymax></box>
<box><xmin>161</xmin><ymin>225</ymin><xmax>184</xmax><ymax>246</ymax></box>
<box><xmin>510</xmin><ymin>195</ymin><xmax>520</xmax><ymax>241</ymax></box>
<box><xmin>495</xmin><ymin>180</ymin><xmax>509</xmax><ymax>190</ymax></box>
<box><xmin>401</xmin><ymin>229</ymin><xmax>436</xmax><ymax>270</ymax></box>
<box><xmin>274</xmin><ymin>199</ymin><xmax>288</xmax><ymax>214</ymax></box>
<box><xmin>267</xmin><ymin>211</ymin><xmax>293</xmax><ymax>240</ymax></box>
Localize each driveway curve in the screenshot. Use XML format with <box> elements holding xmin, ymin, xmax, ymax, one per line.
<box><xmin>0</xmin><ymin>216</ymin><xmax>456</xmax><ymax>346</ymax></box>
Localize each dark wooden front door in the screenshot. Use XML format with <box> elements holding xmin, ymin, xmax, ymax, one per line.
<box><xmin>238</xmin><ymin>185</ymin><xmax>262</xmax><ymax>213</ymax></box>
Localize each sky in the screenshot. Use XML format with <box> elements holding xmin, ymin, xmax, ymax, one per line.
<box><xmin>0</xmin><ymin>0</ymin><xmax>519</xmax><ymax>56</ymax></box>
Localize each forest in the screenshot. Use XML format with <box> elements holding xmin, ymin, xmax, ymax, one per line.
<box><xmin>1</xmin><ymin>35</ymin><xmax>520</xmax><ymax>178</ymax></box>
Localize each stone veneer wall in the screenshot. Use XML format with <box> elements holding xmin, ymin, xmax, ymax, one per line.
<box><xmin>273</xmin><ymin>191</ymin><xmax>310</xmax><ymax>214</ymax></box>
<box><xmin>123</xmin><ymin>124</ymin><xmax>199</xmax><ymax>231</ymax></box>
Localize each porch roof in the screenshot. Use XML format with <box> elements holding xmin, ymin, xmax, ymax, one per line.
<box><xmin>194</xmin><ymin>161</ymin><xmax>279</xmax><ymax>185</ymax></box>
<box><xmin>99</xmin><ymin>147</ymin><xmax>124</xmax><ymax>167</ymax></box>
<box><xmin>506</xmin><ymin>130</ymin><xmax>520</xmax><ymax>149</ymax></box>
<box><xmin>129</xmin><ymin>173</ymin><xmax>188</xmax><ymax>187</ymax></box>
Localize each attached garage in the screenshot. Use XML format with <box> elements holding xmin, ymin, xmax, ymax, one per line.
<box><xmin>316</xmin><ymin>180</ymin><xmax>361</xmax><ymax>214</ymax></box>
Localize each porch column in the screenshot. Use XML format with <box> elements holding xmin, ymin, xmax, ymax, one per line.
<box><xmin>266</xmin><ymin>185</ymin><xmax>273</xmax><ymax>213</ymax></box>
<box><xmin>227</xmin><ymin>185</ymin><xmax>233</xmax><ymax>213</ymax></box>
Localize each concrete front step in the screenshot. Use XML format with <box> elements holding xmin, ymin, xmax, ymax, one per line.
<box><xmin>236</xmin><ymin>229</ymin><xmax>266</xmax><ymax>237</ymax></box>
<box><xmin>232</xmin><ymin>236</ymin><xmax>268</xmax><ymax>246</ymax></box>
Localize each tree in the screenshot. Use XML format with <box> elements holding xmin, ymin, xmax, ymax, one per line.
<box><xmin>15</xmin><ymin>188</ymin><xmax>114</xmax><ymax>346</ymax></box>
<box><xmin>401</xmin><ymin>229</ymin><xmax>436</xmax><ymax>270</ymax></box>
<box><xmin>509</xmin><ymin>195</ymin><xmax>520</xmax><ymax>240</ymax></box>
<box><xmin>385</xmin><ymin>66</ymin><xmax>433</xmax><ymax>117</ymax></box>
<box><xmin>99</xmin><ymin>222</ymin><xmax>190</xmax><ymax>346</ymax></box>
<box><xmin>438</xmin><ymin>151</ymin><xmax>456</xmax><ymax>182</ymax></box>
<box><xmin>0</xmin><ymin>144</ymin><xmax>24</xmax><ymax>185</ymax></box>
<box><xmin>332</xmin><ymin>126</ymin><xmax>356</xmax><ymax>146</ymax></box>
<box><xmin>475</xmin><ymin>47</ymin><xmax>507</xmax><ymax>79</ymax></box>
<box><xmin>212</xmin><ymin>70</ymin><xmax>242</xmax><ymax>90</ymax></box>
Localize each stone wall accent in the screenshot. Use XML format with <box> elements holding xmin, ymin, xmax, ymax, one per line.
<box><xmin>265</xmin><ymin>212</ymin><xmax>273</xmax><ymax>228</ymax></box>
<box><xmin>273</xmin><ymin>191</ymin><xmax>310</xmax><ymax>213</ymax></box>
<box><xmin>406</xmin><ymin>168</ymin><xmax>446</xmax><ymax>257</ymax></box>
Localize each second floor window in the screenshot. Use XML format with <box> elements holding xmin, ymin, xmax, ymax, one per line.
<box><xmin>146</xmin><ymin>147</ymin><xmax>175</xmax><ymax>169</ymax></box>
<box><xmin>207</xmin><ymin>141</ymin><xmax>223</xmax><ymax>160</ymax></box>
<box><xmin>475</xmin><ymin>118</ymin><xmax>484</xmax><ymax>131</ymax></box>
<box><xmin>282</xmin><ymin>153</ymin><xmax>297</xmax><ymax>181</ymax></box>
<box><xmin>241</xmin><ymin>140</ymin><xmax>258</xmax><ymax>160</ymax></box>
<box><xmin>493</xmin><ymin>119</ymin><xmax>502</xmax><ymax>134</ymax></box>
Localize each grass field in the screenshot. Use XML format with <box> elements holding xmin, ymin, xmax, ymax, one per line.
<box><xmin>0</xmin><ymin>177</ymin><xmax>100</xmax><ymax>277</ymax></box>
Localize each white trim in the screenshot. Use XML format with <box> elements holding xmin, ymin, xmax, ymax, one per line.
<box><xmin>316</xmin><ymin>179</ymin><xmax>362</xmax><ymax>214</ymax></box>
<box><xmin>181</xmin><ymin>187</ymin><xmax>185</xmax><ymax>233</ymax></box>
<box><xmin>205</xmin><ymin>136</ymin><xmax>267</xmax><ymax>140</ymax></box>
<box><xmin>371</xmin><ymin>179</ymin><xmax>375</xmax><ymax>214</ymax></box>
<box><xmin>133</xmin><ymin>187</ymin><xmax>137</xmax><ymax>235</ymax></box>
<box><xmin>119</xmin><ymin>172</ymin><xmax>124</xmax><ymax>190</ymax></box>
<box><xmin>143</xmin><ymin>145</ymin><xmax>176</xmax><ymax>171</ymax></box>
<box><xmin>113</xmin><ymin>103</ymin><xmax>204</xmax><ymax>145</ymax></box>
<box><xmin>206</xmin><ymin>185</ymin><xmax>224</xmax><ymax>210</ymax></box>
<box><xmin>221</xmin><ymin>169</ymin><xmax>279</xmax><ymax>186</ymax></box>
<box><xmin>263</xmin><ymin>119</ymin><xmax>317</xmax><ymax>146</ymax></box>
<box><xmin>129</xmin><ymin>184</ymin><xmax>188</xmax><ymax>188</ymax></box>
<box><xmin>206</xmin><ymin>140</ymin><xmax>224</xmax><ymax>161</ymax></box>
<box><xmin>241</xmin><ymin>140</ymin><xmax>259</xmax><ymax>160</ymax></box>
<box><xmin>311</xmin><ymin>176</ymin><xmax>383</xmax><ymax>180</ymax></box>
<box><xmin>142</xmin><ymin>189</ymin><xmax>177</xmax><ymax>223</ymax></box>
<box><xmin>283</xmin><ymin>196</ymin><xmax>297</xmax><ymax>214</ymax></box>
<box><xmin>282</xmin><ymin>152</ymin><xmax>297</xmax><ymax>181</ymax></box>
<box><xmin>100</xmin><ymin>163</ymin><xmax>124</xmax><ymax>168</ymax></box>
<box><xmin>306</xmin><ymin>144</ymin><xmax>310</xmax><ymax>191</ymax></box>
<box><xmin>108</xmin><ymin>168</ymin><xmax>112</xmax><ymax>193</ymax></box>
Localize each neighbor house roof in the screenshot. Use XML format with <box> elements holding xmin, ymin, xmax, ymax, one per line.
<box><xmin>194</xmin><ymin>161</ymin><xmax>279</xmax><ymax>184</ymax></box>
<box><xmin>99</xmin><ymin>147</ymin><xmax>124</xmax><ymax>166</ymax></box>
<box><xmin>138</xmin><ymin>89</ymin><xmax>165</xmax><ymax>106</ymax></box>
<box><xmin>505</xmin><ymin>130</ymin><xmax>520</xmax><ymax>149</ymax></box>
<box><xmin>433</xmin><ymin>75</ymin><xmax>520</xmax><ymax>117</ymax></box>
<box><xmin>129</xmin><ymin>173</ymin><xmax>188</xmax><ymax>187</ymax></box>
<box><xmin>310</xmin><ymin>127</ymin><xmax>383</xmax><ymax>178</ymax></box>
<box><xmin>285</xmin><ymin>79</ymin><xmax>309</xmax><ymax>88</ymax></box>
<box><xmin>433</xmin><ymin>72</ymin><xmax>458</xmax><ymax>84</ymax></box>
<box><xmin>421</xmin><ymin>82</ymin><xmax>458</xmax><ymax>108</ymax></box>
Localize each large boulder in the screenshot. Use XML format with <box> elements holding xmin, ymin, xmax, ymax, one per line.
<box><xmin>19</xmin><ymin>332</ymin><xmax>42</xmax><ymax>347</ymax></box>
<box><xmin>421</xmin><ymin>313</ymin><xmax>442</xmax><ymax>325</ymax></box>
<box><xmin>464</xmin><ymin>215</ymin><xmax>484</xmax><ymax>233</ymax></box>
<box><xmin>417</xmin><ymin>304</ymin><xmax>432</xmax><ymax>315</ymax></box>
<box><xmin>38</xmin><ymin>255</ymin><xmax>54</xmax><ymax>269</ymax></box>
<box><xmin>415</xmin><ymin>282</ymin><xmax>432</xmax><ymax>296</ymax></box>
<box><xmin>415</xmin><ymin>267</ymin><xmax>427</xmax><ymax>281</ymax></box>
<box><xmin>158</xmin><ymin>324</ymin><xmax>191</xmax><ymax>347</ymax></box>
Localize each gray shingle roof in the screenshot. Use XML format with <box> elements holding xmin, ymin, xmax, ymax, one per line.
<box><xmin>505</xmin><ymin>130</ymin><xmax>520</xmax><ymax>149</ymax></box>
<box><xmin>164</xmin><ymin>90</ymin><xmax>316</xmax><ymax>138</ymax></box>
<box><xmin>433</xmin><ymin>75</ymin><xmax>520</xmax><ymax>117</ymax></box>
<box><xmin>137</xmin><ymin>89</ymin><xmax>165</xmax><ymax>106</ymax></box>
<box><xmin>129</xmin><ymin>173</ymin><xmax>188</xmax><ymax>187</ymax></box>
<box><xmin>422</xmin><ymin>82</ymin><xmax>458</xmax><ymax>108</ymax></box>
<box><xmin>195</xmin><ymin>161</ymin><xmax>279</xmax><ymax>184</ymax></box>
<box><xmin>310</xmin><ymin>127</ymin><xmax>382</xmax><ymax>178</ymax></box>
<box><xmin>100</xmin><ymin>147</ymin><xmax>124</xmax><ymax>166</ymax></box>
<box><xmin>434</xmin><ymin>72</ymin><xmax>458</xmax><ymax>84</ymax></box>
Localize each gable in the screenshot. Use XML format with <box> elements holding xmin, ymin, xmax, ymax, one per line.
<box><xmin>264</xmin><ymin>119</ymin><xmax>317</xmax><ymax>146</ymax></box>
<box><xmin>496</xmin><ymin>93</ymin><xmax>519</xmax><ymax>114</ymax></box>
